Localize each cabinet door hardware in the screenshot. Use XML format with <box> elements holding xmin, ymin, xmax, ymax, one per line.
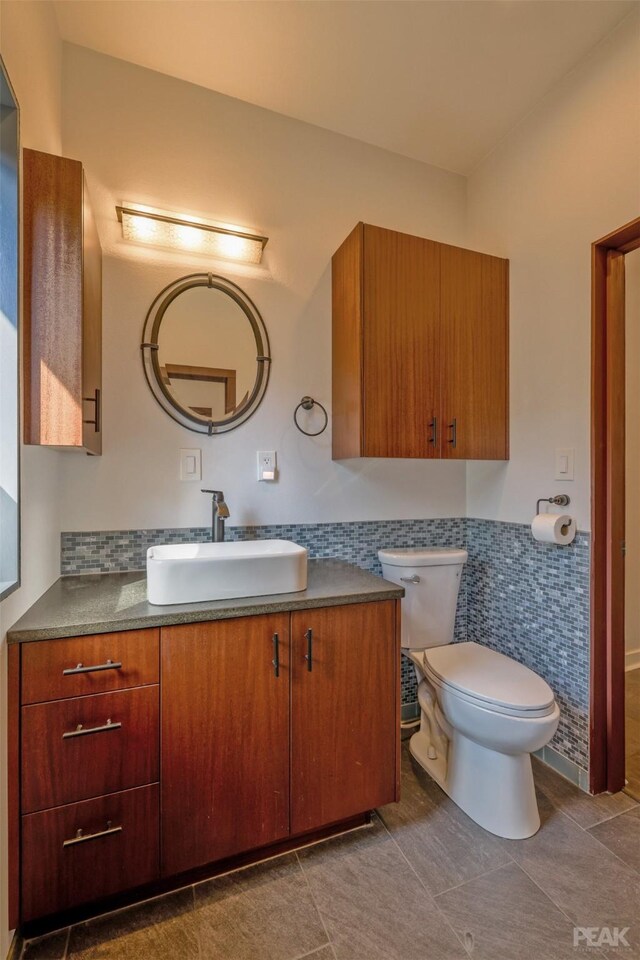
<box><xmin>62</xmin><ymin>719</ymin><xmax>122</xmax><ymax>740</ymax></box>
<box><xmin>448</xmin><ymin>418</ymin><xmax>457</xmax><ymax>448</ymax></box>
<box><xmin>63</xmin><ymin>659</ymin><xmax>122</xmax><ymax>676</ymax></box>
<box><xmin>63</xmin><ymin>820</ymin><xmax>122</xmax><ymax>848</ymax></box>
<box><xmin>304</xmin><ymin>629</ymin><xmax>313</xmax><ymax>671</ymax></box>
<box><xmin>82</xmin><ymin>388</ymin><xmax>101</xmax><ymax>432</ymax></box>
<box><xmin>272</xmin><ymin>633</ymin><xmax>280</xmax><ymax>678</ymax></box>
<box><xmin>429</xmin><ymin>417</ymin><xmax>438</xmax><ymax>446</ymax></box>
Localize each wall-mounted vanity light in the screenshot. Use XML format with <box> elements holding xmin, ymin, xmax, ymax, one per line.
<box><xmin>115</xmin><ymin>203</ymin><xmax>268</xmax><ymax>264</ymax></box>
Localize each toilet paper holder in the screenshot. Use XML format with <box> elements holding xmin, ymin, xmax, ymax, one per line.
<box><xmin>536</xmin><ymin>494</ymin><xmax>571</xmax><ymax>515</ymax></box>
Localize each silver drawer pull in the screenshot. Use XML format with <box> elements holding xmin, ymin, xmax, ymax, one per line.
<box><xmin>400</xmin><ymin>575</ymin><xmax>421</xmax><ymax>584</ymax></box>
<box><xmin>63</xmin><ymin>659</ymin><xmax>122</xmax><ymax>676</ymax></box>
<box><xmin>62</xmin><ymin>718</ymin><xmax>122</xmax><ymax>740</ymax></box>
<box><xmin>63</xmin><ymin>820</ymin><xmax>122</xmax><ymax>848</ymax></box>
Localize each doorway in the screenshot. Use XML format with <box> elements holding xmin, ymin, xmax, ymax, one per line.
<box><xmin>625</xmin><ymin>248</ymin><xmax>640</xmax><ymax>798</ymax></box>
<box><xmin>591</xmin><ymin>216</ymin><xmax>640</xmax><ymax>795</ymax></box>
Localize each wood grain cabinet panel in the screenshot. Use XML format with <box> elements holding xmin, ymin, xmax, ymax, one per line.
<box><xmin>161</xmin><ymin>614</ymin><xmax>291</xmax><ymax>876</ymax></box>
<box><xmin>440</xmin><ymin>245</ymin><xmax>509</xmax><ymax>460</ymax></box>
<box><xmin>23</xmin><ymin>148</ymin><xmax>102</xmax><ymax>454</ymax></box>
<box><xmin>290</xmin><ymin>601</ymin><xmax>399</xmax><ymax>834</ymax></box>
<box><xmin>21</xmin><ymin>628</ymin><xmax>159</xmax><ymax>704</ymax></box>
<box><xmin>21</xmin><ymin>784</ymin><xmax>159</xmax><ymax>922</ymax></box>
<box><xmin>21</xmin><ymin>686</ymin><xmax>159</xmax><ymax>813</ymax></box>
<box><xmin>332</xmin><ymin>222</ymin><xmax>509</xmax><ymax>460</ymax></box>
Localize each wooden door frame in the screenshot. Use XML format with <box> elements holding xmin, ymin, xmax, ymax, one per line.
<box><xmin>591</xmin><ymin>216</ymin><xmax>640</xmax><ymax>793</ymax></box>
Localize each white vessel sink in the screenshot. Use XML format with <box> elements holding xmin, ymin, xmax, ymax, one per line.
<box><xmin>146</xmin><ymin>539</ymin><xmax>308</xmax><ymax>606</ymax></box>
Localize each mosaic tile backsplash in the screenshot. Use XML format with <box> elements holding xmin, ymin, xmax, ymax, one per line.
<box><xmin>61</xmin><ymin>517</ymin><xmax>590</xmax><ymax>773</ymax></box>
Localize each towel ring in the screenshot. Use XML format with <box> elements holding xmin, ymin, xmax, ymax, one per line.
<box><xmin>294</xmin><ymin>396</ymin><xmax>328</xmax><ymax>437</ymax></box>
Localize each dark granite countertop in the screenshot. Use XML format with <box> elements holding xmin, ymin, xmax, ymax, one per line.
<box><xmin>7</xmin><ymin>559</ymin><xmax>404</xmax><ymax>643</ymax></box>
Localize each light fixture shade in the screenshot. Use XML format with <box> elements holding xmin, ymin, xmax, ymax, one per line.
<box><xmin>116</xmin><ymin>204</ymin><xmax>268</xmax><ymax>264</ymax></box>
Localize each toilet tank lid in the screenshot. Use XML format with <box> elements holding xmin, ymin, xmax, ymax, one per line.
<box><xmin>378</xmin><ymin>547</ymin><xmax>468</xmax><ymax>567</ymax></box>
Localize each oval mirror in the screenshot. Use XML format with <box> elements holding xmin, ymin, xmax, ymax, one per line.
<box><xmin>141</xmin><ymin>274</ymin><xmax>271</xmax><ymax>434</ymax></box>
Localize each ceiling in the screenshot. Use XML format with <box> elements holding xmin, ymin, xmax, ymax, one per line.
<box><xmin>53</xmin><ymin>0</ymin><xmax>636</xmax><ymax>174</ymax></box>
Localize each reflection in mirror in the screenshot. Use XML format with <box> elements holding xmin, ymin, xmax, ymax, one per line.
<box><xmin>157</xmin><ymin>286</ymin><xmax>255</xmax><ymax>422</ymax></box>
<box><xmin>141</xmin><ymin>274</ymin><xmax>270</xmax><ymax>435</ymax></box>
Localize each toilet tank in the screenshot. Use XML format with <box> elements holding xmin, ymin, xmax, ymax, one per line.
<box><xmin>378</xmin><ymin>548</ymin><xmax>467</xmax><ymax>650</ymax></box>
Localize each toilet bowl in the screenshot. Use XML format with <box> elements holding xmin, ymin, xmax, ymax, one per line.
<box><xmin>379</xmin><ymin>547</ymin><xmax>560</xmax><ymax>840</ymax></box>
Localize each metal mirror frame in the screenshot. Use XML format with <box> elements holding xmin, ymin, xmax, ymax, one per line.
<box><xmin>141</xmin><ymin>273</ymin><xmax>271</xmax><ymax>435</ymax></box>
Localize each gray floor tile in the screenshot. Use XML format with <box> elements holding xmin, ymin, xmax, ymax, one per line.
<box><xmin>67</xmin><ymin>888</ymin><xmax>197</xmax><ymax>960</ymax></box>
<box><xmin>589</xmin><ymin>804</ymin><xmax>640</xmax><ymax>873</ymax></box>
<box><xmin>297</xmin><ymin>948</ymin><xmax>335</xmax><ymax>960</ymax></box>
<box><xmin>194</xmin><ymin>852</ymin><xmax>328</xmax><ymax>960</ymax></box>
<box><xmin>22</xmin><ymin>930</ymin><xmax>68</xmax><ymax>960</ymax></box>
<box><xmin>532</xmin><ymin>756</ymin><xmax>637</xmax><ymax>828</ymax></box>
<box><xmin>298</xmin><ymin>815</ymin><xmax>467</xmax><ymax>960</ymax></box>
<box><xmin>436</xmin><ymin>861</ymin><xmax>606</xmax><ymax>959</ymax></box>
<box><xmin>500</xmin><ymin>794</ymin><xmax>640</xmax><ymax>945</ymax></box>
<box><xmin>378</xmin><ymin>748</ymin><xmax>512</xmax><ymax>895</ymax></box>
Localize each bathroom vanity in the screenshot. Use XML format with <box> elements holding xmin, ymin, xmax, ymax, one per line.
<box><xmin>8</xmin><ymin>560</ymin><xmax>402</xmax><ymax>929</ymax></box>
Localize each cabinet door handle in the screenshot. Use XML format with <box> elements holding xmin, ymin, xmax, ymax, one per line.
<box><xmin>83</xmin><ymin>388</ymin><xmax>101</xmax><ymax>433</ymax></box>
<box><xmin>272</xmin><ymin>633</ymin><xmax>280</xmax><ymax>678</ymax></box>
<box><xmin>63</xmin><ymin>659</ymin><xmax>122</xmax><ymax>676</ymax></box>
<box><xmin>448</xmin><ymin>418</ymin><xmax>457</xmax><ymax>448</ymax></box>
<box><xmin>429</xmin><ymin>416</ymin><xmax>437</xmax><ymax>446</ymax></box>
<box><xmin>304</xmin><ymin>629</ymin><xmax>313</xmax><ymax>671</ymax></box>
<box><xmin>62</xmin><ymin>719</ymin><xmax>122</xmax><ymax>740</ymax></box>
<box><xmin>63</xmin><ymin>820</ymin><xmax>122</xmax><ymax>848</ymax></box>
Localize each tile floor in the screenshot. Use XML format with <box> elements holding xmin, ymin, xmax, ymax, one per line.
<box><xmin>626</xmin><ymin>668</ymin><xmax>640</xmax><ymax>801</ymax></box>
<box><xmin>22</xmin><ymin>747</ymin><xmax>640</xmax><ymax>960</ymax></box>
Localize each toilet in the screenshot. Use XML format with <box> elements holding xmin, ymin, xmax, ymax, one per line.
<box><xmin>379</xmin><ymin>547</ymin><xmax>560</xmax><ymax>840</ymax></box>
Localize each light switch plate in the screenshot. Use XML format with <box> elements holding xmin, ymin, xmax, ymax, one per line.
<box><xmin>180</xmin><ymin>448</ymin><xmax>202</xmax><ymax>482</ymax></box>
<box><xmin>555</xmin><ymin>447</ymin><xmax>574</xmax><ymax>481</ymax></box>
<box><xmin>257</xmin><ymin>450</ymin><xmax>277</xmax><ymax>482</ymax></box>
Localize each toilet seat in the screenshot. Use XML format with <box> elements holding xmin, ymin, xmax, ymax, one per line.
<box><xmin>422</xmin><ymin>641</ymin><xmax>556</xmax><ymax>719</ymax></box>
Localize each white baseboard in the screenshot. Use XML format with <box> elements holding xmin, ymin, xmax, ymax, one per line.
<box><xmin>625</xmin><ymin>648</ymin><xmax>640</xmax><ymax>672</ymax></box>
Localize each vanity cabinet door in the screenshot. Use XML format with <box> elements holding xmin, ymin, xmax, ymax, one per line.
<box><xmin>290</xmin><ymin>601</ymin><xmax>399</xmax><ymax>835</ymax></box>
<box><xmin>161</xmin><ymin>614</ymin><xmax>290</xmax><ymax>876</ymax></box>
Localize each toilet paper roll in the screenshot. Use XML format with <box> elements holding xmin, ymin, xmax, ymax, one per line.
<box><xmin>531</xmin><ymin>513</ymin><xmax>576</xmax><ymax>545</ymax></box>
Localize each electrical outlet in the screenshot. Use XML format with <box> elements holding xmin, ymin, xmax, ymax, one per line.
<box><xmin>257</xmin><ymin>450</ymin><xmax>277</xmax><ymax>482</ymax></box>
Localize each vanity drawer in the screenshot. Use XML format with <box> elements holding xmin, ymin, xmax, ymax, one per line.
<box><xmin>21</xmin><ymin>629</ymin><xmax>159</xmax><ymax>704</ymax></box>
<box><xmin>22</xmin><ymin>783</ymin><xmax>159</xmax><ymax>922</ymax></box>
<box><xmin>21</xmin><ymin>686</ymin><xmax>159</xmax><ymax>814</ymax></box>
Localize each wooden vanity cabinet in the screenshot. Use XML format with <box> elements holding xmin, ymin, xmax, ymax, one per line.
<box><xmin>332</xmin><ymin>222</ymin><xmax>509</xmax><ymax>461</ymax></box>
<box><xmin>12</xmin><ymin>599</ymin><xmax>399</xmax><ymax>925</ymax></box>
<box><xmin>23</xmin><ymin>148</ymin><xmax>102</xmax><ymax>455</ymax></box>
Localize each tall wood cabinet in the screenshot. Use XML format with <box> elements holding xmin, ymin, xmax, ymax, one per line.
<box><xmin>332</xmin><ymin>223</ymin><xmax>509</xmax><ymax>461</ymax></box>
<box><xmin>23</xmin><ymin>148</ymin><xmax>102</xmax><ymax>455</ymax></box>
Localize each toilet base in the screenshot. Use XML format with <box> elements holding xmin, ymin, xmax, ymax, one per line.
<box><xmin>409</xmin><ymin>728</ymin><xmax>541</xmax><ymax>840</ymax></box>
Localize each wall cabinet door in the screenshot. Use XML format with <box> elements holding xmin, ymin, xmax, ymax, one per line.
<box><xmin>439</xmin><ymin>245</ymin><xmax>509</xmax><ymax>460</ymax></box>
<box><xmin>23</xmin><ymin>148</ymin><xmax>102</xmax><ymax>454</ymax></box>
<box><xmin>290</xmin><ymin>601</ymin><xmax>399</xmax><ymax>835</ymax></box>
<box><xmin>161</xmin><ymin>614</ymin><xmax>290</xmax><ymax>876</ymax></box>
<box><xmin>332</xmin><ymin>223</ymin><xmax>508</xmax><ymax>461</ymax></box>
<box><xmin>362</xmin><ymin>225</ymin><xmax>441</xmax><ymax>458</ymax></box>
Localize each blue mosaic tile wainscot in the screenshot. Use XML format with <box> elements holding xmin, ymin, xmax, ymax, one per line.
<box><xmin>61</xmin><ymin>517</ymin><xmax>590</xmax><ymax>773</ymax></box>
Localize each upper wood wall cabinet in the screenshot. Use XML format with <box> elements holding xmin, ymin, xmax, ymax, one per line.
<box><xmin>23</xmin><ymin>148</ymin><xmax>102</xmax><ymax>455</ymax></box>
<box><xmin>332</xmin><ymin>223</ymin><xmax>509</xmax><ymax>460</ymax></box>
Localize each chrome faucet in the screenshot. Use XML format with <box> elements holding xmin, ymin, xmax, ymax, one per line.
<box><xmin>202</xmin><ymin>489</ymin><xmax>230</xmax><ymax>542</ymax></box>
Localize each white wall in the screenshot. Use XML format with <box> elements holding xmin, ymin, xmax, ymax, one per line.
<box><xmin>59</xmin><ymin>44</ymin><xmax>468</xmax><ymax>532</ymax></box>
<box><xmin>626</xmin><ymin>249</ymin><xmax>640</xmax><ymax>668</ymax></box>
<box><xmin>0</xmin><ymin>2</ymin><xmax>63</xmax><ymax>952</ymax></box>
<box><xmin>466</xmin><ymin>9</ymin><xmax>640</xmax><ymax>532</ymax></box>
